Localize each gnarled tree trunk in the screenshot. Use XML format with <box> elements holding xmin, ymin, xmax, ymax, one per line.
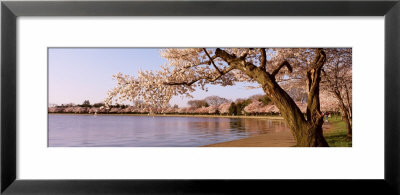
<box><xmin>262</xmin><ymin>76</ymin><xmax>328</xmax><ymax>147</ymax></box>
<box><xmin>215</xmin><ymin>48</ymin><xmax>329</xmax><ymax>147</ymax></box>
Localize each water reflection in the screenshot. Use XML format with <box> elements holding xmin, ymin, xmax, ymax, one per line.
<box><xmin>48</xmin><ymin>114</ymin><xmax>290</xmax><ymax>147</ymax></box>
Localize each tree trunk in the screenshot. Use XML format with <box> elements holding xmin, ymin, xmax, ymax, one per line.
<box><xmin>344</xmin><ymin>116</ymin><xmax>352</xmax><ymax>139</ymax></box>
<box><xmin>296</xmin><ymin>124</ymin><xmax>329</xmax><ymax>147</ymax></box>
<box><xmin>261</xmin><ymin>76</ymin><xmax>328</xmax><ymax>147</ymax></box>
<box><xmin>343</xmin><ymin>84</ymin><xmax>352</xmax><ymax>140</ymax></box>
<box><xmin>334</xmin><ymin>91</ymin><xmax>352</xmax><ymax>139</ymax></box>
<box><xmin>302</xmin><ymin>48</ymin><xmax>329</xmax><ymax>147</ymax></box>
<box><xmin>215</xmin><ymin>48</ymin><xmax>329</xmax><ymax>147</ymax></box>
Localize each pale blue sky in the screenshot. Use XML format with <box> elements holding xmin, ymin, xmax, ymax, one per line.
<box><xmin>48</xmin><ymin>48</ymin><xmax>264</xmax><ymax>107</ymax></box>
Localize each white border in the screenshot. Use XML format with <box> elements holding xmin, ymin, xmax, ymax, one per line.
<box><xmin>17</xmin><ymin>17</ymin><xmax>384</xmax><ymax>179</ymax></box>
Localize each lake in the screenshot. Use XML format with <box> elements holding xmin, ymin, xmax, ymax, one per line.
<box><xmin>48</xmin><ymin>114</ymin><xmax>291</xmax><ymax>147</ymax></box>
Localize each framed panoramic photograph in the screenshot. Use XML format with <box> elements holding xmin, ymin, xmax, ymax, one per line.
<box><xmin>47</xmin><ymin>47</ymin><xmax>351</xmax><ymax>147</ymax></box>
<box><xmin>1</xmin><ymin>0</ymin><xmax>400</xmax><ymax>194</ymax></box>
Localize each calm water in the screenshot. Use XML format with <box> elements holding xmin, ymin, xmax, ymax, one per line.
<box><xmin>48</xmin><ymin>114</ymin><xmax>290</xmax><ymax>147</ymax></box>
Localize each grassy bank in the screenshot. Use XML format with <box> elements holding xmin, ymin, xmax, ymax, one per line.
<box><xmin>324</xmin><ymin>117</ymin><xmax>352</xmax><ymax>147</ymax></box>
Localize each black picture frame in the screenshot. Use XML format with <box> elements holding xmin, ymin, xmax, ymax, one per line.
<box><xmin>1</xmin><ymin>0</ymin><xmax>399</xmax><ymax>194</ymax></box>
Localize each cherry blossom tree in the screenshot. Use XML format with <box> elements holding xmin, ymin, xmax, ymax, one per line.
<box><xmin>105</xmin><ymin>48</ymin><xmax>332</xmax><ymax>146</ymax></box>
<box><xmin>218</xmin><ymin>102</ymin><xmax>231</xmax><ymax>114</ymax></box>
<box><xmin>164</xmin><ymin>106</ymin><xmax>176</xmax><ymax>114</ymax></box>
<box><xmin>194</xmin><ymin>106</ymin><xmax>209</xmax><ymax>114</ymax></box>
<box><xmin>320</xmin><ymin>91</ymin><xmax>339</xmax><ymax>113</ymax></box>
<box><xmin>321</xmin><ymin>48</ymin><xmax>352</xmax><ymax>139</ymax></box>
<box><xmin>207</xmin><ymin>105</ymin><xmax>219</xmax><ymax>114</ymax></box>
<box><xmin>244</xmin><ymin>101</ymin><xmax>263</xmax><ymax>115</ymax></box>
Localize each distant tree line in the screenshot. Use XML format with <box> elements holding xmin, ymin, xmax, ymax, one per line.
<box><xmin>50</xmin><ymin>94</ymin><xmax>335</xmax><ymax>116</ymax></box>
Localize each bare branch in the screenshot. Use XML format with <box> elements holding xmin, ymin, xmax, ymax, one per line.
<box><xmin>203</xmin><ymin>48</ymin><xmax>222</xmax><ymax>75</ymax></box>
<box><xmin>271</xmin><ymin>61</ymin><xmax>292</xmax><ymax>77</ymax></box>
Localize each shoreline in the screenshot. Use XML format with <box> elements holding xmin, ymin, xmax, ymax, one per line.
<box><xmin>202</xmin><ymin>123</ymin><xmax>333</xmax><ymax>147</ymax></box>
<box><xmin>202</xmin><ymin>132</ymin><xmax>297</xmax><ymax>147</ymax></box>
<box><xmin>48</xmin><ymin>113</ymin><xmax>284</xmax><ymax>120</ymax></box>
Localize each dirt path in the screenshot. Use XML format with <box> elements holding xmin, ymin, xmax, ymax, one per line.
<box><xmin>203</xmin><ymin>122</ymin><xmax>333</xmax><ymax>147</ymax></box>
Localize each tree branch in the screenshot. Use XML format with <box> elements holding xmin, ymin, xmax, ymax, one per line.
<box><xmin>163</xmin><ymin>66</ymin><xmax>235</xmax><ymax>86</ymax></box>
<box><xmin>260</xmin><ymin>48</ymin><xmax>267</xmax><ymax>70</ymax></box>
<box><xmin>203</xmin><ymin>48</ymin><xmax>222</xmax><ymax>75</ymax></box>
<box><xmin>312</xmin><ymin>48</ymin><xmax>326</xmax><ymax>70</ymax></box>
<box><xmin>214</xmin><ymin>48</ymin><xmax>235</xmax><ymax>63</ymax></box>
<box><xmin>305</xmin><ymin>48</ymin><xmax>326</xmax><ymax>123</ymax></box>
<box><xmin>214</xmin><ymin>48</ymin><xmax>269</xmax><ymax>78</ymax></box>
<box><xmin>271</xmin><ymin>61</ymin><xmax>292</xmax><ymax>77</ymax></box>
<box><xmin>240</xmin><ymin>48</ymin><xmax>253</xmax><ymax>59</ymax></box>
<box><xmin>178</xmin><ymin>60</ymin><xmax>212</xmax><ymax>71</ymax></box>
<box><xmin>308</xmin><ymin>49</ymin><xmax>326</xmax><ymax>94</ymax></box>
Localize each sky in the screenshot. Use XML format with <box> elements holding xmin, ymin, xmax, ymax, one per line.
<box><xmin>48</xmin><ymin>48</ymin><xmax>264</xmax><ymax>107</ymax></box>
